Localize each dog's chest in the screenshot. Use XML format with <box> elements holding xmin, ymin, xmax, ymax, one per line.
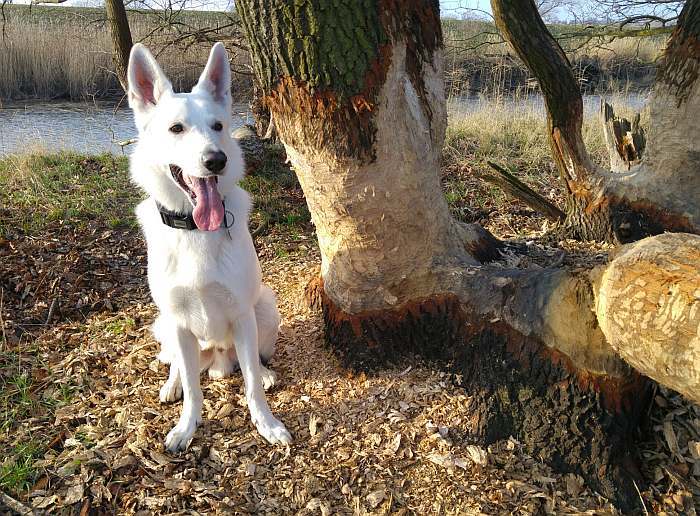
<box><xmin>147</xmin><ymin>228</ymin><xmax>260</xmax><ymax>308</ymax></box>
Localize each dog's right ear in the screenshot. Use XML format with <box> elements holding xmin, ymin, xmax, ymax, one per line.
<box><xmin>127</xmin><ymin>44</ymin><xmax>172</xmax><ymax>122</ymax></box>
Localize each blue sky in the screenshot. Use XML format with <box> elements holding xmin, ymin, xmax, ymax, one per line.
<box><xmin>440</xmin><ymin>0</ymin><xmax>493</xmax><ymax>18</ymax></box>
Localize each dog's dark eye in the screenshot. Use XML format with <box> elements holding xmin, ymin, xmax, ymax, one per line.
<box><xmin>212</xmin><ymin>121</ymin><xmax>223</xmax><ymax>132</ymax></box>
<box><xmin>169</xmin><ymin>123</ymin><xmax>184</xmax><ymax>134</ymax></box>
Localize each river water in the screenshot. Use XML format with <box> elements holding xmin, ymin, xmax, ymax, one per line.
<box><xmin>0</xmin><ymin>100</ymin><xmax>254</xmax><ymax>156</ymax></box>
<box><xmin>0</xmin><ymin>94</ymin><xmax>648</xmax><ymax>156</ymax></box>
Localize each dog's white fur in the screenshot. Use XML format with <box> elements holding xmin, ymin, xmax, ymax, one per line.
<box><xmin>127</xmin><ymin>42</ymin><xmax>291</xmax><ymax>451</ymax></box>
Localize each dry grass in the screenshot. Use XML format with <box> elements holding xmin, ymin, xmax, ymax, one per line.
<box><xmin>0</xmin><ymin>5</ymin><xmax>667</xmax><ymax>101</ymax></box>
<box><xmin>442</xmin><ymin>19</ymin><xmax>666</xmax><ymax>97</ymax></box>
<box><xmin>0</xmin><ymin>5</ymin><xmax>249</xmax><ymax>101</ymax></box>
<box><xmin>441</xmin><ymin>95</ymin><xmax>647</xmax><ymax>235</ymax></box>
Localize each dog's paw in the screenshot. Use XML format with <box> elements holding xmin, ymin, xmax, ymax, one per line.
<box><xmin>253</xmin><ymin>415</ymin><xmax>292</xmax><ymax>446</ymax></box>
<box><xmin>208</xmin><ymin>365</ymin><xmax>233</xmax><ymax>380</ymax></box>
<box><xmin>165</xmin><ymin>417</ymin><xmax>200</xmax><ymax>452</ymax></box>
<box><xmin>260</xmin><ymin>365</ymin><xmax>277</xmax><ymax>391</ymax></box>
<box><xmin>208</xmin><ymin>349</ymin><xmax>235</xmax><ymax>379</ymax></box>
<box><xmin>159</xmin><ymin>379</ymin><xmax>182</xmax><ymax>403</ymax></box>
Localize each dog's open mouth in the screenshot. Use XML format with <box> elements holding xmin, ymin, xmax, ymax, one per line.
<box><xmin>169</xmin><ymin>164</ymin><xmax>224</xmax><ymax>231</ymax></box>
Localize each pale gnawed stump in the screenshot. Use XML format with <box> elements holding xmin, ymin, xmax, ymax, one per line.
<box><xmin>597</xmin><ymin>233</ymin><xmax>700</xmax><ymax>404</ymax></box>
<box><xmin>601</xmin><ymin>101</ymin><xmax>645</xmax><ymax>172</ymax></box>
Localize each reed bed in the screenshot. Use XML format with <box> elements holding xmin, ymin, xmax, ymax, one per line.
<box><xmin>442</xmin><ymin>18</ymin><xmax>666</xmax><ymax>97</ymax></box>
<box><xmin>0</xmin><ymin>5</ymin><xmax>250</xmax><ymax>101</ymax></box>
<box><xmin>0</xmin><ymin>5</ymin><xmax>667</xmax><ymax>101</ymax></box>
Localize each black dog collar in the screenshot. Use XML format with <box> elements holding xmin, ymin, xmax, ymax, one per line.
<box><xmin>156</xmin><ymin>200</ymin><xmax>234</xmax><ymax>231</ymax></box>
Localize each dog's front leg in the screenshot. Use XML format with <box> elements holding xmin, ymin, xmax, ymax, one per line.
<box><xmin>234</xmin><ymin>310</ymin><xmax>292</xmax><ymax>445</ymax></box>
<box><xmin>165</xmin><ymin>326</ymin><xmax>203</xmax><ymax>452</ymax></box>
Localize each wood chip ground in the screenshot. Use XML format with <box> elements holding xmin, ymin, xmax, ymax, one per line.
<box><xmin>1</xmin><ymin>178</ymin><xmax>699</xmax><ymax>515</ymax></box>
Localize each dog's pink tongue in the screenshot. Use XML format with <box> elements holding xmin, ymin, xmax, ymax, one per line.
<box><xmin>191</xmin><ymin>177</ymin><xmax>224</xmax><ymax>231</ymax></box>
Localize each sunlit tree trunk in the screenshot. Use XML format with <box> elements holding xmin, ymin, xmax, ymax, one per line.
<box><xmin>106</xmin><ymin>0</ymin><xmax>133</xmax><ymax>92</ymax></box>
<box><xmin>238</xmin><ymin>1</ymin><xmax>700</xmax><ymax>511</ymax></box>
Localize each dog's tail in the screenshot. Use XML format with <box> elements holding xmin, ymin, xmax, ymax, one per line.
<box><xmin>255</xmin><ymin>284</ymin><xmax>281</xmax><ymax>364</ymax></box>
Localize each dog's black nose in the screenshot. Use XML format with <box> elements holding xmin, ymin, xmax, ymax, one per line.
<box><xmin>202</xmin><ymin>150</ymin><xmax>227</xmax><ymax>173</ymax></box>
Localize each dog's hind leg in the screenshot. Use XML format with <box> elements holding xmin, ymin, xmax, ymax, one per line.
<box><xmin>160</xmin><ymin>347</ymin><xmax>213</xmax><ymax>402</ymax></box>
<box><xmin>260</xmin><ymin>365</ymin><xmax>277</xmax><ymax>390</ymax></box>
<box><xmin>254</xmin><ymin>286</ymin><xmax>281</xmax><ymax>391</ymax></box>
<box><xmin>165</xmin><ymin>327</ymin><xmax>203</xmax><ymax>452</ymax></box>
<box><xmin>255</xmin><ymin>285</ymin><xmax>281</xmax><ymax>364</ymax></box>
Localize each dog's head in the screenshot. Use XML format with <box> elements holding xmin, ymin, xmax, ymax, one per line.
<box><xmin>127</xmin><ymin>42</ymin><xmax>243</xmax><ymax>231</ymax></box>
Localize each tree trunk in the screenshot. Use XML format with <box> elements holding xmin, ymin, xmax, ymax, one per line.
<box><xmin>238</xmin><ymin>1</ymin><xmax>700</xmax><ymax>511</ymax></box>
<box><xmin>105</xmin><ymin>0</ymin><xmax>133</xmax><ymax>93</ymax></box>
<box><xmin>492</xmin><ymin>0</ymin><xmax>700</xmax><ymax>244</ymax></box>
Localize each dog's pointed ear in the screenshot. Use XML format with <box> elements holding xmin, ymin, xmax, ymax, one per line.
<box><xmin>193</xmin><ymin>43</ymin><xmax>231</xmax><ymax>105</ymax></box>
<box><xmin>127</xmin><ymin>44</ymin><xmax>172</xmax><ymax>118</ymax></box>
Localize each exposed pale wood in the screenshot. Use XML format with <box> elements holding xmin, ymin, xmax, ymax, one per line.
<box><xmin>595</xmin><ymin>233</ymin><xmax>700</xmax><ymax>404</ymax></box>
<box><xmin>262</xmin><ymin>115</ymin><xmax>276</xmax><ymax>140</ymax></box>
<box><xmin>601</xmin><ymin>100</ymin><xmax>646</xmax><ymax>172</ymax></box>
<box><xmin>482</xmin><ymin>161</ymin><xmax>565</xmax><ymax>221</ymax></box>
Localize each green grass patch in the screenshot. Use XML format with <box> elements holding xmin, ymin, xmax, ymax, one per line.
<box><xmin>0</xmin><ymin>440</ymin><xmax>43</xmax><ymax>495</ymax></box>
<box><xmin>0</xmin><ymin>152</ymin><xmax>140</xmax><ymax>237</ymax></box>
<box><xmin>0</xmin><ymin>347</ymin><xmax>56</xmax><ymax>434</ymax></box>
<box><xmin>241</xmin><ymin>144</ymin><xmax>311</xmax><ymax>234</ymax></box>
<box><xmin>0</xmin><ymin>371</ymin><xmax>34</xmax><ymax>434</ymax></box>
<box><xmin>0</xmin><ymin>146</ymin><xmax>311</xmax><ymax>239</ymax></box>
<box><xmin>105</xmin><ymin>316</ymin><xmax>136</xmax><ymax>336</ymax></box>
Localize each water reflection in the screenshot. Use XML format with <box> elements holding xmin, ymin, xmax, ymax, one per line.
<box><xmin>0</xmin><ymin>100</ymin><xmax>253</xmax><ymax>156</ymax></box>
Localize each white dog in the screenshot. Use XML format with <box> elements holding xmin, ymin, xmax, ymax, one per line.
<box><xmin>127</xmin><ymin>42</ymin><xmax>292</xmax><ymax>451</ymax></box>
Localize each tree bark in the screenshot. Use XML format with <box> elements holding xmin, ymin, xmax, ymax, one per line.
<box><xmin>492</xmin><ymin>0</ymin><xmax>700</xmax><ymax>244</ymax></box>
<box><xmin>105</xmin><ymin>0</ymin><xmax>133</xmax><ymax>93</ymax></box>
<box><xmin>238</xmin><ymin>1</ymin><xmax>700</xmax><ymax>511</ymax></box>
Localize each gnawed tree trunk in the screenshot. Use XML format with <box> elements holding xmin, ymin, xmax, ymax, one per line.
<box><xmin>601</xmin><ymin>101</ymin><xmax>645</xmax><ymax>172</ymax></box>
<box><xmin>492</xmin><ymin>0</ymin><xmax>700</xmax><ymax>244</ymax></box>
<box><xmin>238</xmin><ymin>1</ymin><xmax>700</xmax><ymax>511</ymax></box>
<box><xmin>105</xmin><ymin>0</ymin><xmax>133</xmax><ymax>92</ymax></box>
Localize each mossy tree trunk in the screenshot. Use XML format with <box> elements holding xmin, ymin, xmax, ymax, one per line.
<box><xmin>492</xmin><ymin>0</ymin><xmax>700</xmax><ymax>244</ymax></box>
<box><xmin>238</xmin><ymin>1</ymin><xmax>700</xmax><ymax>511</ymax></box>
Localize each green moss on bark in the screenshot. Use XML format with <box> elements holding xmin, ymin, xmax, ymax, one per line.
<box><xmin>239</xmin><ymin>0</ymin><xmax>385</xmax><ymax>102</ymax></box>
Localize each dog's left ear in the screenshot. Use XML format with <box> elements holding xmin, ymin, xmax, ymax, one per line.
<box><xmin>193</xmin><ymin>43</ymin><xmax>231</xmax><ymax>105</ymax></box>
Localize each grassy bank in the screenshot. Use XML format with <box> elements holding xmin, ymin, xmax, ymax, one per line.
<box><xmin>0</xmin><ymin>4</ymin><xmax>666</xmax><ymax>101</ymax></box>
